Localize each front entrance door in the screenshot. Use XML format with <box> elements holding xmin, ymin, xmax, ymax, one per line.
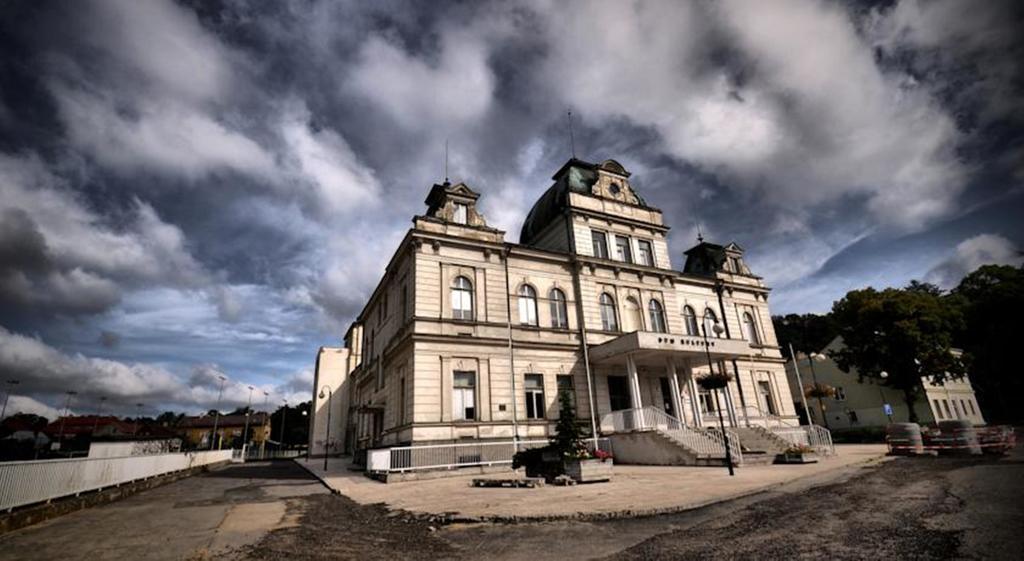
<box><xmin>607</xmin><ymin>375</ymin><xmax>631</xmax><ymax>412</ymax></box>
<box><xmin>659</xmin><ymin>377</ymin><xmax>675</xmax><ymax>418</ymax></box>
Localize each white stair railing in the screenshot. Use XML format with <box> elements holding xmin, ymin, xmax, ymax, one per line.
<box><xmin>770</xmin><ymin>424</ymin><xmax>835</xmax><ymax>455</ymax></box>
<box><xmin>600</xmin><ymin>406</ymin><xmax>742</xmax><ymax>462</ymax></box>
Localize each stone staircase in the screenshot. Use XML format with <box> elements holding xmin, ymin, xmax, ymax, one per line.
<box><xmin>733</xmin><ymin>426</ymin><xmax>793</xmax><ymax>464</ymax></box>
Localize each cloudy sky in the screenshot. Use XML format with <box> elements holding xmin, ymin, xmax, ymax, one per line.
<box><xmin>1</xmin><ymin>0</ymin><xmax>1021</xmax><ymax>419</ymax></box>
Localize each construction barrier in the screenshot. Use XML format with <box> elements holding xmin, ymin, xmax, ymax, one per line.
<box><xmin>886</xmin><ymin>424</ymin><xmax>1015</xmax><ymax>455</ymax></box>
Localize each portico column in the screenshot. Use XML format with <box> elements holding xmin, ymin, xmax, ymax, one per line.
<box><xmin>666</xmin><ymin>357</ymin><xmax>684</xmax><ymax>424</ymax></box>
<box><xmin>686</xmin><ymin>361</ymin><xmax>704</xmax><ymax>428</ymax></box>
<box><xmin>720</xmin><ymin>359</ymin><xmax>739</xmax><ymax>427</ymax></box>
<box><xmin>626</xmin><ymin>353</ymin><xmax>643</xmax><ymax>429</ymax></box>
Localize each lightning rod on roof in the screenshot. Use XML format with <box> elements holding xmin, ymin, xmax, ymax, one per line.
<box><xmin>697</xmin><ymin>223</ymin><xmax>705</xmax><ymax>243</ymax></box>
<box><xmin>444</xmin><ymin>138</ymin><xmax>449</xmax><ymax>184</ymax></box>
<box><xmin>567</xmin><ymin>110</ymin><xmax>576</xmax><ymax>159</ymax></box>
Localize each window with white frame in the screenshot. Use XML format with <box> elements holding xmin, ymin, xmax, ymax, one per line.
<box><xmin>637</xmin><ymin>239</ymin><xmax>654</xmax><ymax>267</ymax></box>
<box><xmin>549</xmin><ymin>288</ymin><xmax>568</xmax><ymax>329</ymax></box>
<box><xmin>968</xmin><ymin>399</ymin><xmax>977</xmax><ymax>415</ymax></box>
<box><xmin>742</xmin><ymin>312</ymin><xmax>761</xmax><ymax>344</ymax></box>
<box><xmin>648</xmin><ymin>299</ymin><xmax>667</xmax><ymax>333</ymax></box>
<box><xmin>453</xmin><ymin>371</ymin><xmax>476</xmax><ymax>420</ymax></box>
<box><xmin>703</xmin><ymin>308</ymin><xmax>720</xmax><ymax>337</ymax></box>
<box><xmin>600</xmin><ymin>293</ymin><xmax>619</xmax><ymax>331</ymax></box>
<box><xmin>933</xmin><ymin>399</ymin><xmax>944</xmax><ymax>420</ymax></box>
<box><xmin>556</xmin><ymin>374</ymin><xmax>575</xmax><ymax>410</ymax></box>
<box><xmin>452</xmin><ymin>203</ymin><xmax>468</xmax><ymax>224</ymax></box>
<box><xmin>525</xmin><ymin>374</ymin><xmax>545</xmax><ymax>419</ymax></box>
<box><xmin>518</xmin><ymin>284</ymin><xmax>538</xmax><ymax>326</ymax></box>
<box><xmin>591</xmin><ymin>230</ymin><xmax>609</xmax><ymax>259</ymax></box>
<box><xmin>682</xmin><ymin>305</ymin><xmax>698</xmax><ymax>335</ymax></box>
<box><xmin>614</xmin><ymin>235</ymin><xmax>632</xmax><ymax>263</ymax></box>
<box><xmin>451</xmin><ymin>276</ymin><xmax>474</xmax><ymax>320</ymax></box>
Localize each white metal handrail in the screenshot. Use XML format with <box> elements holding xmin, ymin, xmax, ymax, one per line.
<box><xmin>368</xmin><ymin>438</ymin><xmax>612</xmax><ymax>473</ymax></box>
<box><xmin>0</xmin><ymin>449</ymin><xmax>232</xmax><ymax>511</ymax></box>
<box><xmin>600</xmin><ymin>406</ymin><xmax>742</xmax><ymax>462</ymax></box>
<box><xmin>770</xmin><ymin>425</ymin><xmax>835</xmax><ymax>455</ymax></box>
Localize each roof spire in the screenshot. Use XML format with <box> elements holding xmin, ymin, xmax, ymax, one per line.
<box><xmin>567</xmin><ymin>110</ymin><xmax>576</xmax><ymax>159</ymax></box>
<box><xmin>696</xmin><ymin>223</ymin><xmax>705</xmax><ymax>243</ymax></box>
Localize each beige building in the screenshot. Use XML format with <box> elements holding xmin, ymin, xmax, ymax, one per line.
<box><xmin>311</xmin><ymin>158</ymin><xmax>802</xmax><ymax>463</ymax></box>
<box><xmin>786</xmin><ymin>337</ymin><xmax>985</xmax><ymax>430</ymax></box>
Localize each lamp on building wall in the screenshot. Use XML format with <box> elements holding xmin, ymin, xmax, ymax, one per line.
<box><xmin>318</xmin><ymin>385</ymin><xmax>333</xmax><ymax>471</ymax></box>
<box><xmin>700</xmin><ymin>319</ymin><xmax>734</xmax><ymax>476</ymax></box>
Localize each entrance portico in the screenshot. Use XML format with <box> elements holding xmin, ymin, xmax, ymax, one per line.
<box><xmin>590</xmin><ymin>331</ymin><xmax>755</xmax><ymax>430</ymax></box>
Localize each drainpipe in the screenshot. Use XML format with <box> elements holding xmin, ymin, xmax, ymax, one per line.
<box><xmin>715</xmin><ymin>281</ymin><xmax>749</xmax><ymax>427</ymax></box>
<box><xmin>502</xmin><ymin>247</ymin><xmax>520</xmax><ymax>450</ymax></box>
<box><xmin>566</xmin><ymin>212</ymin><xmax>600</xmax><ymax>448</ymax></box>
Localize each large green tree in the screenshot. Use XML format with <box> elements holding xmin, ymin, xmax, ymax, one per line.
<box><xmin>772</xmin><ymin>313</ymin><xmax>839</xmax><ymax>356</ymax></box>
<box><xmin>950</xmin><ymin>264</ymin><xmax>1024</xmax><ymax>423</ymax></box>
<box><xmin>829</xmin><ymin>283</ymin><xmax>967</xmax><ymax>422</ymax></box>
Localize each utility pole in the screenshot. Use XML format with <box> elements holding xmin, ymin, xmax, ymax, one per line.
<box><xmin>92</xmin><ymin>396</ymin><xmax>107</xmax><ymax>437</ymax></box>
<box><xmin>210</xmin><ymin>375</ymin><xmax>227</xmax><ymax>450</ymax></box>
<box><xmin>260</xmin><ymin>391</ymin><xmax>269</xmax><ymax>459</ymax></box>
<box><xmin>242</xmin><ymin>386</ymin><xmax>254</xmax><ymax>454</ymax></box>
<box><xmin>56</xmin><ymin>391</ymin><xmax>78</xmax><ymax>452</ymax></box>
<box><xmin>279</xmin><ymin>400</ymin><xmax>288</xmax><ymax>451</ymax></box>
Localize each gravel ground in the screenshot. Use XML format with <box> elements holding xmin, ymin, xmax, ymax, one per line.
<box><xmin>244</xmin><ymin>453</ymin><xmax>1022</xmax><ymax>561</ymax></box>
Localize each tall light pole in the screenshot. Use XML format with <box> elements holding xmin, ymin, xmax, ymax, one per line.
<box><xmin>210</xmin><ymin>375</ymin><xmax>227</xmax><ymax>450</ymax></box>
<box><xmin>56</xmin><ymin>390</ymin><xmax>78</xmax><ymax>450</ymax></box>
<box><xmin>701</xmin><ymin>320</ymin><xmax>734</xmax><ymax>476</ymax></box>
<box><xmin>318</xmin><ymin>385</ymin><xmax>333</xmax><ymax>472</ymax></box>
<box><xmin>133</xmin><ymin>403</ymin><xmax>143</xmax><ymax>436</ymax></box>
<box><xmin>1</xmin><ymin>379</ymin><xmax>20</xmax><ymax>421</ymax></box>
<box><xmin>808</xmin><ymin>353</ymin><xmax>830</xmax><ymax>429</ymax></box>
<box><xmin>787</xmin><ymin>345</ymin><xmax>811</xmax><ymax>426</ymax></box>
<box><xmin>92</xmin><ymin>396</ymin><xmax>107</xmax><ymax>437</ymax></box>
<box><xmin>279</xmin><ymin>399</ymin><xmax>288</xmax><ymax>450</ymax></box>
<box><xmin>260</xmin><ymin>391</ymin><xmax>269</xmax><ymax>458</ymax></box>
<box><xmin>878</xmin><ymin>371</ymin><xmax>893</xmax><ymax>423</ymax></box>
<box><xmin>241</xmin><ymin>385</ymin><xmax>254</xmax><ymax>452</ymax></box>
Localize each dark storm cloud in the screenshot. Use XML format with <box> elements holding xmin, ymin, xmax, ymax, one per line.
<box><xmin>0</xmin><ymin>0</ymin><xmax>1021</xmax><ymax>416</ymax></box>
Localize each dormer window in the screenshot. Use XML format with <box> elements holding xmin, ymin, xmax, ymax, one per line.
<box><xmin>453</xmin><ymin>203</ymin><xmax>468</xmax><ymax>225</ymax></box>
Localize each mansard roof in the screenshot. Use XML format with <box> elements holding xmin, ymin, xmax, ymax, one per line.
<box><xmin>520</xmin><ymin>158</ymin><xmax>648</xmax><ymax>245</ymax></box>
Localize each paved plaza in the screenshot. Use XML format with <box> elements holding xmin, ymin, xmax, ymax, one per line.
<box><xmin>296</xmin><ymin>444</ymin><xmax>890</xmax><ymax>520</ymax></box>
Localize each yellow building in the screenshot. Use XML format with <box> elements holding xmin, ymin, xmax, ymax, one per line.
<box><xmin>179</xmin><ymin>413</ymin><xmax>270</xmax><ymax>449</ymax></box>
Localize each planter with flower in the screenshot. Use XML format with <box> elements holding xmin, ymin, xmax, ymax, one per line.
<box><xmin>512</xmin><ymin>391</ymin><xmax>613</xmax><ymax>483</ymax></box>
<box><xmin>696</xmin><ymin>371</ymin><xmax>733</xmax><ymax>391</ymax></box>
<box><xmin>776</xmin><ymin>443</ymin><xmax>818</xmax><ymax>464</ymax></box>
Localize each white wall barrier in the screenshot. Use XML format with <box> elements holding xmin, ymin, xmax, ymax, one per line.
<box><xmin>0</xmin><ymin>449</ymin><xmax>232</xmax><ymax>512</ymax></box>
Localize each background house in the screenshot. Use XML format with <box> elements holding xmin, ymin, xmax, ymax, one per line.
<box><xmin>178</xmin><ymin>413</ymin><xmax>270</xmax><ymax>449</ymax></box>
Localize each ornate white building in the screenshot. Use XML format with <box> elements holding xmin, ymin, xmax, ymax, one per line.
<box><xmin>310</xmin><ymin>158</ymin><xmax>803</xmax><ymax>467</ymax></box>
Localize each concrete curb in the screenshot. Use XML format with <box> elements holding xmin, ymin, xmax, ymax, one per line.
<box><xmin>295</xmin><ymin>454</ymin><xmax>895</xmax><ymax>525</ymax></box>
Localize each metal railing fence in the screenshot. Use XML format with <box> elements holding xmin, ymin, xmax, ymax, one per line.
<box><xmin>367</xmin><ymin>437</ymin><xmax>614</xmax><ymax>473</ymax></box>
<box><xmin>0</xmin><ymin>449</ymin><xmax>232</xmax><ymax>511</ymax></box>
<box><xmin>770</xmin><ymin>425</ymin><xmax>835</xmax><ymax>455</ymax></box>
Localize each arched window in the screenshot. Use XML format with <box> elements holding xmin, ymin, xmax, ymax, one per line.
<box><xmin>703</xmin><ymin>308</ymin><xmax>720</xmax><ymax>338</ymax></box>
<box><xmin>648</xmin><ymin>299</ymin><xmax>667</xmax><ymax>333</ymax></box>
<box><xmin>451</xmin><ymin>276</ymin><xmax>474</xmax><ymax>320</ymax></box>
<box><xmin>599</xmin><ymin>293</ymin><xmax>619</xmax><ymax>332</ymax></box>
<box><xmin>549</xmin><ymin>288</ymin><xmax>568</xmax><ymax>329</ymax></box>
<box><xmin>518</xmin><ymin>284</ymin><xmax>538</xmax><ymax>326</ymax></box>
<box><xmin>682</xmin><ymin>305</ymin><xmax>698</xmax><ymax>336</ymax></box>
<box><xmin>742</xmin><ymin>312</ymin><xmax>761</xmax><ymax>344</ymax></box>
<box><xmin>623</xmin><ymin>296</ymin><xmax>643</xmax><ymax>332</ymax></box>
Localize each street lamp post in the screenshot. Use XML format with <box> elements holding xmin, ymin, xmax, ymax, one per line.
<box><xmin>1</xmin><ymin>379</ymin><xmax>20</xmax><ymax>421</ymax></box>
<box><xmin>808</xmin><ymin>353</ymin><xmax>830</xmax><ymax>429</ymax></box>
<box><xmin>56</xmin><ymin>391</ymin><xmax>78</xmax><ymax>451</ymax></box>
<box><xmin>133</xmin><ymin>403</ymin><xmax>143</xmax><ymax>436</ymax></box>
<box><xmin>701</xmin><ymin>320</ymin><xmax>734</xmax><ymax>477</ymax></box>
<box><xmin>878</xmin><ymin>371</ymin><xmax>893</xmax><ymax>423</ymax></box>
<box><xmin>92</xmin><ymin>396</ymin><xmax>107</xmax><ymax>437</ymax></box>
<box><xmin>210</xmin><ymin>375</ymin><xmax>227</xmax><ymax>450</ymax></box>
<box><xmin>279</xmin><ymin>400</ymin><xmax>288</xmax><ymax>451</ymax></box>
<box><xmin>318</xmin><ymin>385</ymin><xmax>333</xmax><ymax>472</ymax></box>
<box><xmin>260</xmin><ymin>391</ymin><xmax>269</xmax><ymax>459</ymax></box>
<box><xmin>242</xmin><ymin>386</ymin><xmax>254</xmax><ymax>453</ymax></box>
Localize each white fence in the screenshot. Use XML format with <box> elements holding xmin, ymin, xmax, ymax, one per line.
<box><xmin>367</xmin><ymin>438</ymin><xmax>613</xmax><ymax>473</ymax></box>
<box><xmin>0</xmin><ymin>449</ymin><xmax>232</xmax><ymax>511</ymax></box>
<box><xmin>770</xmin><ymin>425</ymin><xmax>835</xmax><ymax>455</ymax></box>
<box><xmin>600</xmin><ymin>406</ymin><xmax>743</xmax><ymax>463</ymax></box>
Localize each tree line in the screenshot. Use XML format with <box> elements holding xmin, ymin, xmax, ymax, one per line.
<box><xmin>772</xmin><ymin>264</ymin><xmax>1024</xmax><ymax>424</ymax></box>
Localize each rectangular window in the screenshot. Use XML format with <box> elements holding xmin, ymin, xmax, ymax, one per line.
<box><xmin>607</xmin><ymin>375</ymin><xmax>630</xmax><ymax>412</ymax></box>
<box><xmin>757</xmin><ymin>381</ymin><xmax>778</xmax><ymax>415</ymax></box>
<box><xmin>699</xmin><ymin>389</ymin><xmax>717</xmax><ymax>414</ymax></box>
<box><xmin>834</xmin><ymin>386</ymin><xmax>846</xmax><ymax>401</ymax></box>
<box><xmin>556</xmin><ymin>374</ymin><xmax>575</xmax><ymax>410</ymax></box>
<box><xmin>525</xmin><ymin>374</ymin><xmax>545</xmax><ymax>419</ymax></box>
<box><xmin>933</xmin><ymin>399</ymin><xmax>944</xmax><ymax>420</ymax></box>
<box><xmin>591</xmin><ymin>230</ymin><xmax>609</xmax><ymax>259</ymax></box>
<box><xmin>942</xmin><ymin>399</ymin><xmax>952</xmax><ymax>419</ymax></box>
<box><xmin>453</xmin><ymin>203</ymin><xmax>468</xmax><ymax>224</ymax></box>
<box><xmin>637</xmin><ymin>240</ymin><xmax>654</xmax><ymax>266</ymax></box>
<box><xmin>401</xmin><ymin>285</ymin><xmax>408</xmax><ymax>320</ymax></box>
<box><xmin>968</xmin><ymin>399</ymin><xmax>976</xmax><ymax>416</ymax></box>
<box><xmin>453</xmin><ymin>371</ymin><xmax>476</xmax><ymax>421</ymax></box>
<box><xmin>614</xmin><ymin>235</ymin><xmax>632</xmax><ymax>263</ymax></box>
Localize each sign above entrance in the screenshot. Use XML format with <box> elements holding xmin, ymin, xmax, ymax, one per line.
<box><xmin>589</xmin><ymin>331</ymin><xmax>755</xmax><ymax>364</ymax></box>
